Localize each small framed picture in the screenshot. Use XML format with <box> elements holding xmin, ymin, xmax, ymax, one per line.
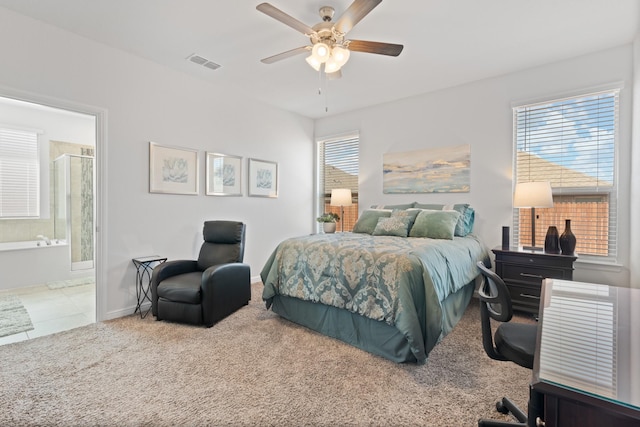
<box><xmin>248</xmin><ymin>158</ymin><xmax>278</xmax><ymax>198</ymax></box>
<box><xmin>149</xmin><ymin>142</ymin><xmax>199</xmax><ymax>195</ymax></box>
<box><xmin>206</xmin><ymin>153</ymin><xmax>242</xmax><ymax>196</ymax></box>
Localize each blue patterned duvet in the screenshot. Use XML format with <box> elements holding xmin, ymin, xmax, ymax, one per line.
<box><xmin>261</xmin><ymin>233</ymin><xmax>488</xmax><ymax>362</ymax></box>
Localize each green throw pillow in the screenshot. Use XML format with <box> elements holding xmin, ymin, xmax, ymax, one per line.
<box><xmin>413</xmin><ymin>203</ymin><xmax>475</xmax><ymax>236</ymax></box>
<box><xmin>408</xmin><ymin>210</ymin><xmax>461</xmax><ymax>240</ymax></box>
<box><xmin>352</xmin><ymin>209</ymin><xmax>392</xmax><ymax>234</ymax></box>
<box><xmin>392</xmin><ymin>209</ymin><xmax>421</xmax><ymax>229</ymax></box>
<box><xmin>372</xmin><ymin>216</ymin><xmax>412</xmax><ymax>237</ymax></box>
<box><xmin>370</xmin><ymin>203</ymin><xmax>416</xmax><ymax>210</ymax></box>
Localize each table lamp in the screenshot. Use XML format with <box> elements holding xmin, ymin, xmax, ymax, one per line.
<box><xmin>513</xmin><ymin>181</ymin><xmax>553</xmax><ymax>250</ymax></box>
<box><xmin>330</xmin><ymin>188</ymin><xmax>353</xmax><ymax>232</ymax></box>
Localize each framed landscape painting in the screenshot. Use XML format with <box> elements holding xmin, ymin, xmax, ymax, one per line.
<box><xmin>248</xmin><ymin>158</ymin><xmax>278</xmax><ymax>198</ymax></box>
<box><xmin>206</xmin><ymin>152</ymin><xmax>242</xmax><ymax>196</ymax></box>
<box><xmin>383</xmin><ymin>144</ymin><xmax>470</xmax><ymax>193</ymax></box>
<box><xmin>149</xmin><ymin>142</ymin><xmax>199</xmax><ymax>195</ymax></box>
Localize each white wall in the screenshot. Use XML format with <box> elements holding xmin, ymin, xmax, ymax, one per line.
<box><xmin>315</xmin><ymin>46</ymin><xmax>634</xmax><ymax>287</ymax></box>
<box><xmin>0</xmin><ymin>8</ymin><xmax>315</xmax><ymax>319</ymax></box>
<box><xmin>631</xmin><ymin>35</ymin><xmax>640</xmax><ymax>289</ymax></box>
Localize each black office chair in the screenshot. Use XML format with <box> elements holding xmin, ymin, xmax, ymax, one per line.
<box><xmin>476</xmin><ymin>261</ymin><xmax>538</xmax><ymax>427</ymax></box>
<box><xmin>151</xmin><ymin>220</ymin><xmax>251</xmax><ymax>327</ymax></box>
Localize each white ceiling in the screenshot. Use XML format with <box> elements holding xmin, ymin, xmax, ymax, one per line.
<box><xmin>0</xmin><ymin>0</ymin><xmax>638</xmax><ymax>119</ymax></box>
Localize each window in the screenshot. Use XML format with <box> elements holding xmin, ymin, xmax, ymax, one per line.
<box><xmin>0</xmin><ymin>127</ymin><xmax>40</xmax><ymax>218</ymax></box>
<box><xmin>317</xmin><ymin>132</ymin><xmax>359</xmax><ymax>232</ymax></box>
<box><xmin>513</xmin><ymin>90</ymin><xmax>618</xmax><ymax>260</ymax></box>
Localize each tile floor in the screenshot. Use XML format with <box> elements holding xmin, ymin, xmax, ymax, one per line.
<box><xmin>0</xmin><ymin>282</ymin><xmax>95</xmax><ymax>346</ymax></box>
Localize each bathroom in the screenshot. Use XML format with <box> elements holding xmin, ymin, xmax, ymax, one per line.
<box><xmin>0</xmin><ymin>96</ymin><xmax>96</xmax><ymax>339</ymax></box>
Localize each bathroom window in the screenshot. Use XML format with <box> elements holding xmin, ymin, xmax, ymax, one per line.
<box><xmin>0</xmin><ymin>127</ymin><xmax>40</xmax><ymax>218</ymax></box>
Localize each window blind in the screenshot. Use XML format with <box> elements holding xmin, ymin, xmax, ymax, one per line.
<box><xmin>513</xmin><ymin>90</ymin><xmax>618</xmax><ymax>259</ymax></box>
<box><xmin>317</xmin><ymin>132</ymin><xmax>359</xmax><ymax>231</ymax></box>
<box><xmin>538</xmin><ymin>282</ymin><xmax>617</xmax><ymax>399</ymax></box>
<box><xmin>0</xmin><ymin>128</ymin><xmax>40</xmax><ymax>218</ymax></box>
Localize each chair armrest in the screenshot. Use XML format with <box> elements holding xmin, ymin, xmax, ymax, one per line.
<box><xmin>201</xmin><ymin>263</ymin><xmax>251</xmax><ymax>326</ymax></box>
<box><xmin>201</xmin><ymin>262</ymin><xmax>249</xmax><ymax>284</ymax></box>
<box><xmin>151</xmin><ymin>260</ymin><xmax>198</xmax><ymax>316</ymax></box>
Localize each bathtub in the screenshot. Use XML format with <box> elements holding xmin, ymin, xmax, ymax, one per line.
<box><xmin>0</xmin><ymin>240</ymin><xmax>90</xmax><ymax>290</ymax></box>
<box><xmin>0</xmin><ymin>240</ymin><xmax>66</xmax><ymax>251</ymax></box>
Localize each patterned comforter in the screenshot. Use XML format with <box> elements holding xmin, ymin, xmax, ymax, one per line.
<box><xmin>261</xmin><ymin>233</ymin><xmax>488</xmax><ymax>362</ymax></box>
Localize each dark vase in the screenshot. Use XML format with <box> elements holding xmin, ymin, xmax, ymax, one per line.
<box><xmin>559</xmin><ymin>219</ymin><xmax>577</xmax><ymax>255</ymax></box>
<box><xmin>544</xmin><ymin>226</ymin><xmax>560</xmax><ymax>254</ymax></box>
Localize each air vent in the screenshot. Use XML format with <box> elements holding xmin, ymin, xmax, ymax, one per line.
<box><xmin>187</xmin><ymin>54</ymin><xmax>221</xmax><ymax>71</ymax></box>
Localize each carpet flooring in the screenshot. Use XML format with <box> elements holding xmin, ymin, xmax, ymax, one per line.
<box><xmin>0</xmin><ymin>295</ymin><xmax>34</xmax><ymax>338</ymax></box>
<box><xmin>0</xmin><ymin>282</ymin><xmax>532</xmax><ymax>426</ymax></box>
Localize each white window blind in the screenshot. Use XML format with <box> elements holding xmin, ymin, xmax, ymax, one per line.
<box><xmin>317</xmin><ymin>132</ymin><xmax>359</xmax><ymax>231</ymax></box>
<box><xmin>0</xmin><ymin>127</ymin><xmax>40</xmax><ymax>218</ymax></box>
<box><xmin>513</xmin><ymin>90</ymin><xmax>618</xmax><ymax>259</ymax></box>
<box><xmin>538</xmin><ymin>281</ymin><xmax>617</xmax><ymax>399</ymax></box>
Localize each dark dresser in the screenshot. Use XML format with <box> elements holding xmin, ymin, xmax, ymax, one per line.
<box><xmin>491</xmin><ymin>247</ymin><xmax>577</xmax><ymax>314</ymax></box>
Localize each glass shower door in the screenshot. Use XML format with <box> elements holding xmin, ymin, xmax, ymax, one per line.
<box><xmin>54</xmin><ymin>154</ymin><xmax>94</xmax><ymax>271</ymax></box>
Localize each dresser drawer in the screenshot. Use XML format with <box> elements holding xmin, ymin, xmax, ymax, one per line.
<box><xmin>506</xmin><ymin>284</ymin><xmax>541</xmax><ymax>312</ymax></box>
<box><xmin>501</xmin><ymin>264</ymin><xmax>568</xmax><ymax>285</ymax></box>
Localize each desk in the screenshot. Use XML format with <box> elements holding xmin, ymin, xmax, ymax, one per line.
<box><xmin>132</xmin><ymin>256</ymin><xmax>167</xmax><ymax>318</ymax></box>
<box><xmin>532</xmin><ymin>279</ymin><xmax>640</xmax><ymax>426</ymax></box>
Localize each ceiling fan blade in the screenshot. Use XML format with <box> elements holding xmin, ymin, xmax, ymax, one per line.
<box><xmin>261</xmin><ymin>46</ymin><xmax>311</xmax><ymax>64</ymax></box>
<box><xmin>347</xmin><ymin>40</ymin><xmax>403</xmax><ymax>56</ymax></box>
<box><xmin>256</xmin><ymin>3</ymin><xmax>315</xmax><ymax>35</ymax></box>
<box><xmin>334</xmin><ymin>0</ymin><xmax>382</xmax><ymax>34</ymax></box>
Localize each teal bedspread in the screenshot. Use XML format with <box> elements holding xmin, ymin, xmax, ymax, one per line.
<box><xmin>261</xmin><ymin>233</ymin><xmax>488</xmax><ymax>362</ymax></box>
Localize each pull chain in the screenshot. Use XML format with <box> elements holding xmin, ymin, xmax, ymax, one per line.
<box><xmin>324</xmin><ymin>72</ymin><xmax>329</xmax><ymax>112</ymax></box>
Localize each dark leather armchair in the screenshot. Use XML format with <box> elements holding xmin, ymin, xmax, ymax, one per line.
<box><xmin>151</xmin><ymin>221</ymin><xmax>251</xmax><ymax>327</ymax></box>
<box><xmin>476</xmin><ymin>261</ymin><xmax>539</xmax><ymax>427</ymax></box>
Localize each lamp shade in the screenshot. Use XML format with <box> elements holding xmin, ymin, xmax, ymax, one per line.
<box><xmin>330</xmin><ymin>188</ymin><xmax>353</xmax><ymax>207</ymax></box>
<box><xmin>332</xmin><ymin>45</ymin><xmax>350</xmax><ymax>67</ymax></box>
<box><xmin>513</xmin><ymin>182</ymin><xmax>553</xmax><ymax>208</ymax></box>
<box><xmin>311</xmin><ymin>43</ymin><xmax>330</xmax><ymax>63</ymax></box>
<box><xmin>305</xmin><ymin>55</ymin><xmax>322</xmax><ymax>71</ymax></box>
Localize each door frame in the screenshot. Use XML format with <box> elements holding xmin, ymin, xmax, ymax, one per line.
<box><xmin>0</xmin><ymin>85</ymin><xmax>107</xmax><ymax>322</ymax></box>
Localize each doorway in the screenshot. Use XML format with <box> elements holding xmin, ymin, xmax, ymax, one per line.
<box><xmin>0</xmin><ymin>94</ymin><xmax>102</xmax><ymax>345</ymax></box>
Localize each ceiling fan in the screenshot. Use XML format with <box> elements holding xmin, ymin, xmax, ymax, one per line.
<box><xmin>256</xmin><ymin>0</ymin><xmax>403</xmax><ymax>78</ymax></box>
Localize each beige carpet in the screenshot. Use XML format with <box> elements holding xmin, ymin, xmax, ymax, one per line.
<box><xmin>0</xmin><ymin>283</ymin><xmax>531</xmax><ymax>426</ymax></box>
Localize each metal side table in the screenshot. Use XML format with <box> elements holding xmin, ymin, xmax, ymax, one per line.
<box><xmin>132</xmin><ymin>256</ymin><xmax>167</xmax><ymax>318</ymax></box>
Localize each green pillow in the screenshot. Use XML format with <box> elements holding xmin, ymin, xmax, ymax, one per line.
<box><xmin>414</xmin><ymin>203</ymin><xmax>445</xmax><ymax>210</ymax></box>
<box><xmin>372</xmin><ymin>216</ymin><xmax>412</xmax><ymax>237</ymax></box>
<box><xmin>392</xmin><ymin>209</ymin><xmax>421</xmax><ymax>229</ymax></box>
<box><xmin>413</xmin><ymin>203</ymin><xmax>475</xmax><ymax>236</ymax></box>
<box><xmin>370</xmin><ymin>203</ymin><xmax>415</xmax><ymax>210</ymax></box>
<box><xmin>408</xmin><ymin>210</ymin><xmax>461</xmax><ymax>240</ymax></box>
<box><xmin>352</xmin><ymin>209</ymin><xmax>392</xmax><ymax>234</ymax></box>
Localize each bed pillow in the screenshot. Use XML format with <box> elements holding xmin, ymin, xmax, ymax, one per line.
<box><xmin>391</xmin><ymin>208</ymin><xmax>421</xmax><ymax>230</ymax></box>
<box><xmin>372</xmin><ymin>216</ymin><xmax>412</xmax><ymax>237</ymax></box>
<box><xmin>352</xmin><ymin>209</ymin><xmax>392</xmax><ymax>234</ymax></box>
<box><xmin>408</xmin><ymin>209</ymin><xmax>461</xmax><ymax>240</ymax></box>
<box><xmin>413</xmin><ymin>203</ymin><xmax>475</xmax><ymax>236</ymax></box>
<box><xmin>370</xmin><ymin>202</ymin><xmax>415</xmax><ymax>210</ymax></box>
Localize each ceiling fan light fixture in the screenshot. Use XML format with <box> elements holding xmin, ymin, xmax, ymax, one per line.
<box><xmin>331</xmin><ymin>45</ymin><xmax>350</xmax><ymax>67</ymax></box>
<box><xmin>305</xmin><ymin>54</ymin><xmax>322</xmax><ymax>71</ymax></box>
<box><xmin>311</xmin><ymin>42</ymin><xmax>330</xmax><ymax>63</ymax></box>
<box><xmin>324</xmin><ymin>57</ymin><xmax>342</xmax><ymax>74</ymax></box>
<box><xmin>326</xmin><ymin>69</ymin><xmax>342</xmax><ymax>80</ymax></box>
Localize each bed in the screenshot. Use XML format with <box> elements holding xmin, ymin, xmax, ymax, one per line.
<box><xmin>261</xmin><ymin>206</ymin><xmax>489</xmax><ymax>363</ymax></box>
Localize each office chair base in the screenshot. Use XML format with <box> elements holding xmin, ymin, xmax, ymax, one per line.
<box><xmin>478</xmin><ymin>397</ymin><xmax>527</xmax><ymax>426</ymax></box>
